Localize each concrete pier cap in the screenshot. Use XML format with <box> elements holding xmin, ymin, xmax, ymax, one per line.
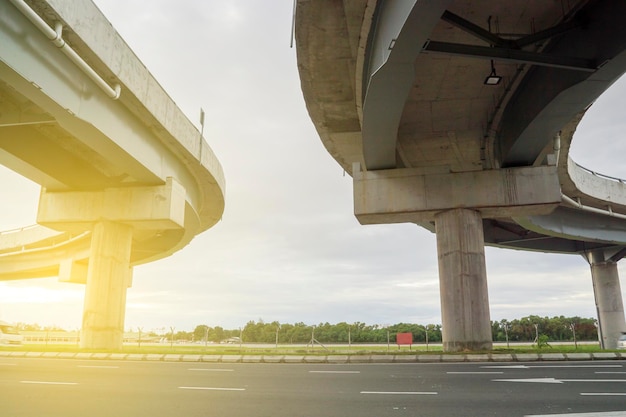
<box><xmin>352</xmin><ymin>162</ymin><xmax>561</xmax><ymax>225</ymax></box>
<box><xmin>36</xmin><ymin>177</ymin><xmax>186</xmax><ymax>233</ymax></box>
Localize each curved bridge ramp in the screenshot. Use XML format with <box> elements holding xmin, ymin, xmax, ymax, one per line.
<box><xmin>295</xmin><ymin>0</ymin><xmax>626</xmax><ymax>350</ymax></box>
<box><xmin>0</xmin><ymin>0</ymin><xmax>225</xmax><ymax>349</ymax></box>
<box><xmin>0</xmin><ymin>226</ymin><xmax>89</xmax><ymax>282</ymax></box>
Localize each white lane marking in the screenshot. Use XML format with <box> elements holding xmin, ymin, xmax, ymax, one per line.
<box><xmin>360</xmin><ymin>391</ymin><xmax>437</xmax><ymax>395</ymax></box>
<box><xmin>526</xmin><ymin>411</ymin><xmax>626</xmax><ymax>416</ymax></box>
<box><xmin>495</xmin><ymin>378</ymin><xmax>564</xmax><ymax>384</ymax></box>
<box><xmin>179</xmin><ymin>386</ymin><xmax>245</xmax><ymax>391</ymax></box>
<box><xmin>21</xmin><ymin>381</ymin><xmax>78</xmax><ymax>386</ymax></box>
<box><xmin>596</xmin><ymin>372</ymin><xmax>626</xmax><ymax>374</ymax></box>
<box><xmin>309</xmin><ymin>371</ymin><xmax>361</xmax><ymax>374</ymax></box>
<box><xmin>188</xmin><ymin>368</ymin><xmax>234</xmax><ymax>372</ymax></box>
<box><xmin>560</xmin><ymin>379</ymin><xmax>626</xmax><ymax>383</ymax></box>
<box><xmin>78</xmin><ymin>365</ymin><xmax>119</xmax><ymax>369</ymax></box>
<box><xmin>484</xmin><ymin>365</ymin><xmax>622</xmax><ymax>369</ymax></box>
<box><xmin>580</xmin><ymin>393</ymin><xmax>626</xmax><ymax>397</ymax></box>
<box><xmin>495</xmin><ymin>378</ymin><xmax>626</xmax><ymax>384</ymax></box>
<box><xmin>447</xmin><ymin>371</ymin><xmax>503</xmax><ymax>375</ymax></box>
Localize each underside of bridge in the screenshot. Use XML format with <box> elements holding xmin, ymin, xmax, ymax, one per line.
<box><xmin>296</xmin><ymin>0</ymin><xmax>626</xmax><ymax>350</ymax></box>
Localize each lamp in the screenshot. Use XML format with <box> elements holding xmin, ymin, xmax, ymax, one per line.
<box><xmin>484</xmin><ymin>60</ymin><xmax>501</xmax><ymax>85</ymax></box>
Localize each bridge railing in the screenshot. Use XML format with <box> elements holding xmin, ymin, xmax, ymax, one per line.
<box><xmin>0</xmin><ymin>225</ymin><xmax>89</xmax><ymax>254</ymax></box>
<box><xmin>563</xmin><ymin>158</ymin><xmax>626</xmax><ymax>220</ymax></box>
<box><xmin>0</xmin><ymin>224</ymin><xmax>40</xmax><ymax>236</ymax></box>
<box><xmin>571</xmin><ymin>160</ymin><xmax>625</xmax><ymax>184</ymax></box>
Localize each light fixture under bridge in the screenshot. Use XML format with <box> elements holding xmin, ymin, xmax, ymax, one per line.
<box><xmin>484</xmin><ymin>60</ymin><xmax>501</xmax><ymax>85</ymax></box>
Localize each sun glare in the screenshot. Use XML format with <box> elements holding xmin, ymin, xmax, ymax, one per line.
<box><xmin>0</xmin><ymin>280</ymin><xmax>83</xmax><ymax>327</ymax></box>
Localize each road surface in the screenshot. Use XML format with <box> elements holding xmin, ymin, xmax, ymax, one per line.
<box><xmin>1</xmin><ymin>358</ymin><xmax>625</xmax><ymax>416</ymax></box>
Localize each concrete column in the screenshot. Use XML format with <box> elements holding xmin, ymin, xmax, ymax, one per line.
<box><xmin>589</xmin><ymin>254</ymin><xmax>626</xmax><ymax>349</ymax></box>
<box><xmin>80</xmin><ymin>221</ymin><xmax>133</xmax><ymax>350</ymax></box>
<box><xmin>435</xmin><ymin>208</ymin><xmax>492</xmax><ymax>352</ymax></box>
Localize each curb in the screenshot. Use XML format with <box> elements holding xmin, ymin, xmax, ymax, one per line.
<box><xmin>0</xmin><ymin>351</ymin><xmax>624</xmax><ymax>363</ymax></box>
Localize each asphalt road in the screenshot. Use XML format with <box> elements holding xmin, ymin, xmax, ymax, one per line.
<box><xmin>1</xmin><ymin>358</ymin><xmax>625</xmax><ymax>416</ymax></box>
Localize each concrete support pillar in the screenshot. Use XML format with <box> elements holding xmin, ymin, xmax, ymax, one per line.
<box><xmin>80</xmin><ymin>221</ymin><xmax>133</xmax><ymax>350</ymax></box>
<box><xmin>435</xmin><ymin>208</ymin><xmax>492</xmax><ymax>352</ymax></box>
<box><xmin>588</xmin><ymin>253</ymin><xmax>626</xmax><ymax>349</ymax></box>
<box><xmin>37</xmin><ymin>179</ymin><xmax>187</xmax><ymax>350</ymax></box>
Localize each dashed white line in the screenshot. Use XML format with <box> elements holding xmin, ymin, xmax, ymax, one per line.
<box><xmin>21</xmin><ymin>381</ymin><xmax>78</xmax><ymax>386</ymax></box>
<box><xmin>309</xmin><ymin>370</ymin><xmax>361</xmax><ymax>374</ymax></box>
<box><xmin>447</xmin><ymin>371</ymin><xmax>503</xmax><ymax>375</ymax></box>
<box><xmin>179</xmin><ymin>386</ymin><xmax>245</xmax><ymax>391</ymax></box>
<box><xmin>484</xmin><ymin>365</ymin><xmax>622</xmax><ymax>369</ymax></box>
<box><xmin>360</xmin><ymin>391</ymin><xmax>438</xmax><ymax>395</ymax></box>
<box><xmin>78</xmin><ymin>365</ymin><xmax>119</xmax><ymax>369</ymax></box>
<box><xmin>188</xmin><ymin>368</ymin><xmax>234</xmax><ymax>372</ymax></box>
<box><xmin>526</xmin><ymin>411</ymin><xmax>626</xmax><ymax>416</ymax></box>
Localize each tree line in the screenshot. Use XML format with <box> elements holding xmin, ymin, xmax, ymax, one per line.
<box><xmin>180</xmin><ymin>315</ymin><xmax>597</xmax><ymax>344</ymax></box>
<box><xmin>15</xmin><ymin>315</ymin><xmax>598</xmax><ymax>344</ymax></box>
<box><xmin>492</xmin><ymin>315</ymin><xmax>597</xmax><ymax>343</ymax></box>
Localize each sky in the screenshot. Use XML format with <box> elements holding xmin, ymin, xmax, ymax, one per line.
<box><xmin>1</xmin><ymin>0</ymin><xmax>626</xmax><ymax>333</ymax></box>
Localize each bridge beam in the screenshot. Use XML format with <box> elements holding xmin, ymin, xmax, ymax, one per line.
<box><xmin>436</xmin><ymin>208</ymin><xmax>492</xmax><ymax>352</ymax></box>
<box><xmin>361</xmin><ymin>0</ymin><xmax>451</xmax><ymax>170</ymax></box>
<box><xmin>586</xmin><ymin>251</ymin><xmax>626</xmax><ymax>349</ymax></box>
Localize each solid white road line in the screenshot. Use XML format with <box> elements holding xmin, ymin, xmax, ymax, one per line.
<box><xmin>360</xmin><ymin>391</ymin><xmax>438</xmax><ymax>395</ymax></box>
<box><xmin>178</xmin><ymin>386</ymin><xmax>245</xmax><ymax>391</ymax></box>
<box><xmin>580</xmin><ymin>393</ymin><xmax>626</xmax><ymax>396</ymax></box>
<box><xmin>21</xmin><ymin>381</ymin><xmax>78</xmax><ymax>385</ymax></box>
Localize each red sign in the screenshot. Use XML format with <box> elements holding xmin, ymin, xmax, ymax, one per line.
<box><xmin>396</xmin><ymin>332</ymin><xmax>413</xmax><ymax>346</ymax></box>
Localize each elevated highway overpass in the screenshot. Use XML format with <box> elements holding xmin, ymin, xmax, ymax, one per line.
<box><xmin>295</xmin><ymin>0</ymin><xmax>626</xmax><ymax>351</ymax></box>
<box><xmin>0</xmin><ymin>0</ymin><xmax>225</xmax><ymax>349</ymax></box>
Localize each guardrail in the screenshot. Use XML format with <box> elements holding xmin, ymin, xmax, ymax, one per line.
<box><xmin>562</xmin><ymin>158</ymin><xmax>626</xmax><ymax>220</ymax></box>
<box><xmin>0</xmin><ymin>230</ymin><xmax>90</xmax><ymax>256</ymax></box>
<box><xmin>572</xmin><ymin>159</ymin><xmax>625</xmax><ymax>184</ymax></box>
<box><xmin>0</xmin><ymin>224</ymin><xmax>40</xmax><ymax>236</ymax></box>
